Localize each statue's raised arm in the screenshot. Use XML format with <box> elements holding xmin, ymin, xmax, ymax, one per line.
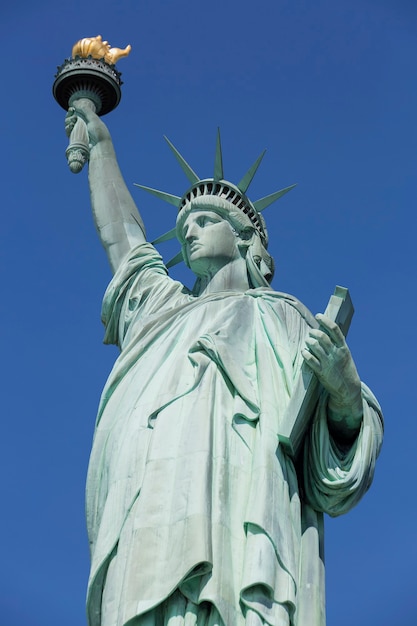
<box><xmin>66</xmin><ymin>101</ymin><xmax>146</xmax><ymax>273</ymax></box>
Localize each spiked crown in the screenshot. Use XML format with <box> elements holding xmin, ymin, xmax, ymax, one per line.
<box><xmin>135</xmin><ymin>130</ymin><xmax>296</xmax><ymax>267</ymax></box>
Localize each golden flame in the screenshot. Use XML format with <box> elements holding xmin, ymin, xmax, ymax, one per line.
<box><xmin>72</xmin><ymin>35</ymin><xmax>131</xmax><ymax>65</ymax></box>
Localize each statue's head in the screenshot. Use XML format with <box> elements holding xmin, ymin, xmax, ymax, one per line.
<box><xmin>136</xmin><ymin>131</ymin><xmax>295</xmax><ymax>287</ymax></box>
<box><xmin>175</xmin><ymin>184</ymin><xmax>274</xmax><ymax>287</ymax></box>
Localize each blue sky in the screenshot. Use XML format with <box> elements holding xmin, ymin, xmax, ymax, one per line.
<box><xmin>1</xmin><ymin>1</ymin><xmax>416</xmax><ymax>624</ymax></box>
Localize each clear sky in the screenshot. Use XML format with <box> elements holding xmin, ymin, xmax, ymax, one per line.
<box><xmin>1</xmin><ymin>1</ymin><xmax>416</xmax><ymax>624</ymax></box>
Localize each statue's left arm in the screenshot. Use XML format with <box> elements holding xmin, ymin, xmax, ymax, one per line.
<box><xmin>299</xmin><ymin>313</ymin><xmax>383</xmax><ymax>514</ymax></box>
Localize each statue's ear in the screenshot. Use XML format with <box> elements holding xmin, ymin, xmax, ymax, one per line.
<box><xmin>236</xmin><ymin>227</ymin><xmax>256</xmax><ymax>247</ymax></box>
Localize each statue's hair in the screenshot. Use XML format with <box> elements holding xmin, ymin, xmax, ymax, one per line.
<box><xmin>176</xmin><ymin>196</ymin><xmax>275</xmax><ymax>287</ymax></box>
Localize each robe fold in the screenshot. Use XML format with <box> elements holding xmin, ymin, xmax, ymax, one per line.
<box><xmin>86</xmin><ymin>243</ymin><xmax>383</xmax><ymax>626</ymax></box>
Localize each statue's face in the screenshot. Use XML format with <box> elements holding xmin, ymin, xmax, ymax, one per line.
<box><xmin>182</xmin><ymin>210</ymin><xmax>241</xmax><ymax>276</ymax></box>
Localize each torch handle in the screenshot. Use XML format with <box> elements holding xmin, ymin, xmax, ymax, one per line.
<box><xmin>66</xmin><ymin>98</ymin><xmax>97</xmax><ymax>174</ymax></box>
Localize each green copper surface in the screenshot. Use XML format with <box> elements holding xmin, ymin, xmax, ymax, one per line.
<box><xmin>62</xmin><ymin>100</ymin><xmax>383</xmax><ymax>626</ymax></box>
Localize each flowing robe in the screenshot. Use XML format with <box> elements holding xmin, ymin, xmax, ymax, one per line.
<box><xmin>85</xmin><ymin>243</ymin><xmax>383</xmax><ymax>626</ymax></box>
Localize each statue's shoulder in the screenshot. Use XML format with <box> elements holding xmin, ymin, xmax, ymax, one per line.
<box><xmin>251</xmin><ymin>287</ymin><xmax>317</xmax><ymax>328</ymax></box>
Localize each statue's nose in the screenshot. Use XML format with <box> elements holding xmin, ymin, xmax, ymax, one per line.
<box><xmin>184</xmin><ymin>223</ymin><xmax>198</xmax><ymax>241</ymax></box>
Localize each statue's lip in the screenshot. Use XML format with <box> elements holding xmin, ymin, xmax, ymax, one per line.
<box><xmin>188</xmin><ymin>242</ymin><xmax>201</xmax><ymax>252</ymax></box>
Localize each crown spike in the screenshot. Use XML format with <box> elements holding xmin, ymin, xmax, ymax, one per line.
<box><xmin>164</xmin><ymin>136</ymin><xmax>200</xmax><ymax>184</ymax></box>
<box><xmin>253</xmin><ymin>184</ymin><xmax>297</xmax><ymax>212</ymax></box>
<box><xmin>237</xmin><ymin>150</ymin><xmax>266</xmax><ymax>194</ymax></box>
<box><xmin>151</xmin><ymin>228</ymin><xmax>177</xmax><ymax>245</ymax></box>
<box><xmin>166</xmin><ymin>250</ymin><xmax>184</xmax><ymax>268</ymax></box>
<box><xmin>213</xmin><ymin>128</ymin><xmax>224</xmax><ymax>182</ymax></box>
<box><xmin>134</xmin><ymin>183</ymin><xmax>181</xmax><ymax>207</ymax></box>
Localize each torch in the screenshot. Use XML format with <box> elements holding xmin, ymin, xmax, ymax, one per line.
<box><xmin>53</xmin><ymin>35</ymin><xmax>131</xmax><ymax>173</ymax></box>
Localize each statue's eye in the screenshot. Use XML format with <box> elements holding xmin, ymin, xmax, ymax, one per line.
<box><xmin>197</xmin><ymin>215</ymin><xmax>220</xmax><ymax>227</ymax></box>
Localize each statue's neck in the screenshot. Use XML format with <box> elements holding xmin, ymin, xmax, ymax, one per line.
<box><xmin>193</xmin><ymin>258</ymin><xmax>250</xmax><ymax>296</ymax></box>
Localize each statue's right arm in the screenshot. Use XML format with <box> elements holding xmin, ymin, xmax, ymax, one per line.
<box><xmin>67</xmin><ymin>100</ymin><xmax>146</xmax><ymax>273</ymax></box>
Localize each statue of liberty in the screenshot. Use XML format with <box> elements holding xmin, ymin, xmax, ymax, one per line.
<box><xmin>64</xmin><ymin>97</ymin><xmax>383</xmax><ymax>626</ymax></box>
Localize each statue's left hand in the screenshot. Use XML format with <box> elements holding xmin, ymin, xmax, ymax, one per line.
<box><xmin>302</xmin><ymin>314</ymin><xmax>363</xmax><ymax>435</ymax></box>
